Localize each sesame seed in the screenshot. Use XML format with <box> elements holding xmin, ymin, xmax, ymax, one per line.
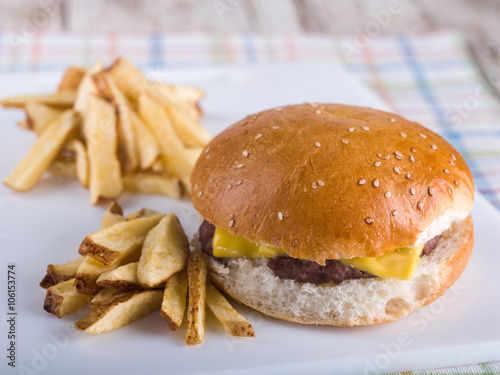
<box><xmin>206</xmin><ymin>154</ymin><xmax>210</xmax><ymax>159</ymax></box>
<box><xmin>342</xmin><ymin>139</ymin><xmax>349</xmax><ymax>144</ymax></box>
<box><xmin>392</xmin><ymin>210</ymin><xmax>398</xmax><ymax>216</ymax></box>
<box><xmin>373</xmin><ymin>179</ymin><xmax>380</xmax><ymax>188</ymax></box>
<box><xmin>378</xmin><ymin>154</ymin><xmax>384</xmax><ymax>158</ymax></box>
<box><xmin>454</xmin><ymin>181</ymin><xmax>459</xmax><ymax>186</ymax></box>
<box><xmin>390</xmin><ymin>118</ymin><xmax>396</xmax><ymax>122</ymax></box>
<box><xmin>450</xmin><ymin>160</ymin><xmax>456</xmax><ymax>166</ymax></box>
<box><xmin>385</xmin><ymin>191</ymin><xmax>391</xmax><ymax>198</ymax></box>
<box><xmin>255</xmin><ymin>133</ymin><xmax>262</xmax><ymax>139</ymax></box>
<box><xmin>374</xmin><ymin>161</ymin><xmax>381</xmax><ymax>167</ymax></box>
<box><xmin>362</xmin><ymin>126</ymin><xmax>370</xmax><ymax>131</ymax></box>
<box><xmin>276</xmin><ymin>107</ymin><xmax>282</xmax><ymax>111</ymax></box>
<box><xmin>227</xmin><ymin>184</ymin><xmax>232</xmax><ymax>190</ymax></box>
<box><xmin>400</xmin><ymin>132</ymin><xmax>407</xmax><ymax>138</ymax></box>
<box><xmin>318</xmin><ymin>180</ymin><xmax>325</xmax><ymax>186</ymax></box>
<box><xmin>365</xmin><ymin>217</ymin><xmax>374</xmax><ymax>224</ymax></box>
<box><xmin>410</xmin><ymin>155</ymin><xmax>415</xmax><ymax>162</ymax></box>
<box><xmin>292</xmin><ymin>239</ymin><xmax>299</xmax><ymax>247</ymax></box>
<box><xmin>204</xmin><ymin>147</ymin><xmax>211</xmax><ymax>153</ymax></box>
<box><xmin>235</xmin><ymin>180</ymin><xmax>242</xmax><ymax>186</ymax></box>
<box><xmin>242</xmin><ymin>150</ymin><xmax>249</xmax><ymax>157</ymax></box>
<box><xmin>349</xmin><ymin>127</ymin><xmax>355</xmax><ymax>132</ymax></box>
<box><xmin>315</xmin><ymin>142</ymin><xmax>321</xmax><ymax>147</ymax></box>
<box><xmin>237</xmin><ymin>164</ymin><xmax>244</xmax><ymax>168</ymax></box>
<box><xmin>311</xmin><ymin>181</ymin><xmax>318</xmax><ymax>189</ymax></box>
<box><xmin>417</xmin><ymin>202</ymin><xmax>423</xmax><ymax>210</ymax></box>
<box><xmin>411</xmin><ymin>147</ymin><xmax>417</xmax><ymax>153</ymax></box>
<box><xmin>428</xmin><ymin>187</ymin><xmax>435</xmax><ymax>196</ymax></box>
<box><xmin>395</xmin><ymin>151</ymin><xmax>403</xmax><ymax>157</ymax></box>
<box><xmin>194</xmin><ymin>184</ymin><xmax>198</xmax><ymax>191</ymax></box>
<box><xmin>359</xmin><ymin>179</ymin><xmax>366</xmax><ymax>185</ymax></box>
<box><xmin>448</xmin><ymin>188</ymin><xmax>452</xmax><ymax>195</ymax></box>
<box><xmin>198</xmin><ymin>191</ymin><xmax>203</xmax><ymax>197</ymax></box>
<box><xmin>444</xmin><ymin>169</ymin><xmax>450</xmax><ymax>174</ymax></box>
<box><xmin>431</xmin><ymin>145</ymin><xmax>438</xmax><ymax>150</ymax></box>
<box><xmin>229</xmin><ymin>214</ymin><xmax>234</xmax><ymax>219</ymax></box>
<box><xmin>406</xmin><ymin>173</ymin><xmax>412</xmax><ymax>179</ymax></box>
<box><xmin>272</xmin><ymin>126</ymin><xmax>280</xmax><ymax>129</ymax></box>
<box><xmin>316</xmin><ymin>110</ymin><xmax>321</xmax><ymax>114</ymax></box>
<box><xmin>410</xmin><ymin>188</ymin><xmax>416</xmax><ymax>195</ymax></box>
<box><xmin>310</xmin><ymin>102</ymin><xmax>318</xmax><ymax>107</ymax></box>
<box><xmin>396</xmin><ymin>155</ymin><xmax>403</xmax><ymax>160</ymax></box>
<box><xmin>394</xmin><ymin>167</ymin><xmax>400</xmax><ymax>174</ymax></box>
<box><xmin>419</xmin><ymin>133</ymin><xmax>427</xmax><ymax>139</ymax></box>
<box><xmin>278</xmin><ymin>212</ymin><xmax>283</xmax><ymax>220</ymax></box>
<box><xmin>229</xmin><ymin>219</ymin><xmax>235</xmax><ymax>227</ymax></box>
<box><xmin>383</xmin><ymin>154</ymin><xmax>391</xmax><ymax>160</ymax></box>
<box><xmin>451</xmin><ymin>154</ymin><xmax>457</xmax><ymax>161</ymax></box>
<box><xmin>209</xmin><ymin>177</ymin><xmax>215</xmax><ymax>183</ymax></box>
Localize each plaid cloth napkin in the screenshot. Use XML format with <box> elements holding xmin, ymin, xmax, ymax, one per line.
<box><xmin>0</xmin><ymin>28</ymin><xmax>498</xmax><ymax>374</ymax></box>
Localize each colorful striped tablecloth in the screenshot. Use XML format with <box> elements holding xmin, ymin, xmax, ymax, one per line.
<box><xmin>0</xmin><ymin>29</ymin><xmax>499</xmax><ymax>374</ymax></box>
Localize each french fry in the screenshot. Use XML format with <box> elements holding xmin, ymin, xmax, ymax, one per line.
<box><xmin>101</xmin><ymin>201</ymin><xmax>125</xmax><ymax>228</ymax></box>
<box><xmin>90</xmin><ymin>288</ymin><xmax>120</xmax><ymax>310</ymax></box>
<box><xmin>148</xmin><ymin>159</ymin><xmax>165</xmax><ymax>174</ymax></box>
<box><xmin>165</xmin><ymin>84</ymin><xmax>204</xmax><ymax>104</ymax></box>
<box><xmin>206</xmin><ymin>281</ymin><xmax>255</xmax><ymax>337</ymax></box>
<box><xmin>123</xmin><ymin>173</ymin><xmax>182</xmax><ymax>198</ymax></box>
<box><xmin>73</xmin><ymin>60</ymin><xmax>102</xmax><ymax>116</ymax></box>
<box><xmin>137</xmin><ymin>214</ymin><xmax>189</xmax><ymax>288</ymax></box>
<box><xmin>166</xmin><ymin>104</ymin><xmax>211</xmax><ymax>147</ymax></box>
<box><xmin>74</xmin><ymin>290</ymin><xmax>163</xmax><ymax>334</ymax></box>
<box><xmin>161</xmin><ymin>269</ymin><xmax>188</xmax><ymax>331</ymax></box>
<box><xmin>58</xmin><ymin>66</ymin><xmax>87</xmax><ymax>92</ymax></box>
<box><xmin>96</xmin><ymin>262</ymin><xmax>144</xmax><ymax>291</ymax></box>
<box><xmin>84</xmin><ymin>95</ymin><xmax>123</xmax><ymax>204</ymax></box>
<box><xmin>107</xmin><ymin>58</ymin><xmax>151</xmax><ymax>103</ymax></box>
<box><xmin>79</xmin><ymin>214</ymin><xmax>165</xmax><ymax>266</ymax></box>
<box><xmin>3</xmin><ymin>110</ymin><xmax>77</xmax><ymax>191</ymax></box>
<box><xmin>43</xmin><ymin>279</ymin><xmax>94</xmax><ymax>318</ymax></box>
<box><xmin>49</xmin><ymin>156</ymin><xmax>77</xmax><ymax>179</ymax></box>
<box><xmin>74</xmin><ymin>256</ymin><xmax>114</xmax><ymax>295</ymax></box>
<box><xmin>17</xmin><ymin>120</ymin><xmax>29</xmax><ymax>130</ymax></box>
<box><xmin>137</xmin><ymin>93</ymin><xmax>193</xmax><ymax>189</ymax></box>
<box><xmin>185</xmin><ymin>147</ymin><xmax>203</xmax><ymax>166</ymax></box>
<box><xmin>0</xmin><ymin>91</ymin><xmax>76</xmax><ymax>109</ymax></box>
<box><xmin>24</xmin><ymin>103</ymin><xmax>63</xmax><ymax>134</ymax></box>
<box><xmin>40</xmin><ymin>257</ymin><xmax>85</xmax><ymax>289</ymax></box>
<box><xmin>65</xmin><ymin>139</ymin><xmax>89</xmax><ymax>187</ymax></box>
<box><xmin>185</xmin><ymin>251</ymin><xmax>207</xmax><ymax>345</ymax></box>
<box><xmin>75</xmin><ymin>202</ymin><xmax>126</xmax><ymax>294</ymax></box>
<box><xmin>92</xmin><ymin>71</ymin><xmax>139</xmax><ymax>173</ymax></box>
<box><xmin>125</xmin><ymin>208</ymin><xmax>162</xmax><ymax>220</ymax></box>
<box><xmin>129</xmin><ymin>109</ymin><xmax>160</xmax><ymax>170</ymax></box>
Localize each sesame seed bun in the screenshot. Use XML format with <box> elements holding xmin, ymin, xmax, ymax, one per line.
<box><xmin>190</xmin><ymin>103</ymin><xmax>474</xmax><ymax>264</ymax></box>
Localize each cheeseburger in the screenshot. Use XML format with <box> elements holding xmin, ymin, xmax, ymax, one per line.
<box><xmin>190</xmin><ymin>103</ymin><xmax>474</xmax><ymax>326</ymax></box>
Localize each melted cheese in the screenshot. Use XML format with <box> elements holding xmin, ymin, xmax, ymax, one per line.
<box><xmin>339</xmin><ymin>245</ymin><xmax>424</xmax><ymax>280</ymax></box>
<box><xmin>212</xmin><ymin>227</ymin><xmax>286</xmax><ymax>258</ymax></box>
<box><xmin>212</xmin><ymin>227</ymin><xmax>424</xmax><ymax>280</ymax></box>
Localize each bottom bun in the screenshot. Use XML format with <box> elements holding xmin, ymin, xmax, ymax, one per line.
<box><xmin>207</xmin><ymin>215</ymin><xmax>473</xmax><ymax>326</ymax></box>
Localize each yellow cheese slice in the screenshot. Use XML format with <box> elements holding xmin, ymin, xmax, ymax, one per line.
<box><xmin>212</xmin><ymin>227</ymin><xmax>286</xmax><ymax>259</ymax></box>
<box><xmin>339</xmin><ymin>245</ymin><xmax>424</xmax><ymax>280</ymax></box>
<box><xmin>212</xmin><ymin>227</ymin><xmax>424</xmax><ymax>280</ymax></box>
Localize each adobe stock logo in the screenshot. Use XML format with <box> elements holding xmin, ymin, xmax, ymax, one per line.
<box><xmin>363</xmin><ymin>283</ymin><xmax>466</xmax><ymax>375</ymax></box>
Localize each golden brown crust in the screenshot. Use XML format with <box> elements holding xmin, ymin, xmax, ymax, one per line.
<box><xmin>191</xmin><ymin>104</ymin><xmax>474</xmax><ymax>264</ymax></box>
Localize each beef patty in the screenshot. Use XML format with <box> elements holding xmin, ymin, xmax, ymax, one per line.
<box><xmin>198</xmin><ymin>220</ymin><xmax>441</xmax><ymax>285</ymax></box>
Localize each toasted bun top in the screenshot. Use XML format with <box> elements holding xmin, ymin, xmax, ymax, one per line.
<box><xmin>190</xmin><ymin>104</ymin><xmax>474</xmax><ymax>264</ymax></box>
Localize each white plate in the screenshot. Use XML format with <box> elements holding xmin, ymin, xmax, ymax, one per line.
<box><xmin>0</xmin><ymin>63</ymin><xmax>499</xmax><ymax>375</ymax></box>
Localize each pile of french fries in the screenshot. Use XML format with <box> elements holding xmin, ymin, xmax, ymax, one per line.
<box><xmin>2</xmin><ymin>58</ymin><xmax>212</xmax><ymax>203</ymax></box>
<box><xmin>41</xmin><ymin>202</ymin><xmax>255</xmax><ymax>345</ymax></box>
